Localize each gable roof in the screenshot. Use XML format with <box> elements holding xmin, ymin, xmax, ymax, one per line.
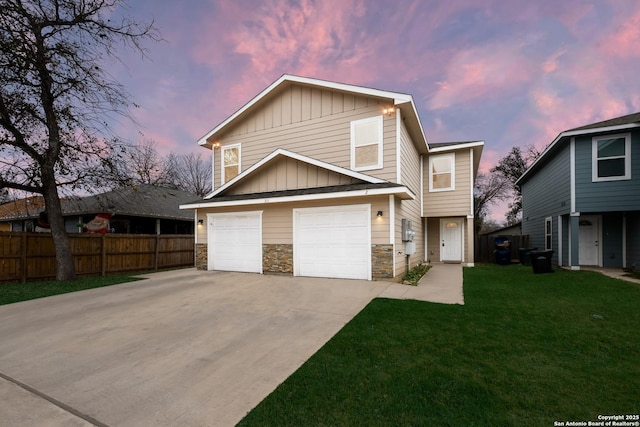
<box><xmin>0</xmin><ymin>185</ymin><xmax>197</xmax><ymax>221</ymax></box>
<box><xmin>428</xmin><ymin>140</ymin><xmax>485</xmax><ymax>180</ymax></box>
<box><xmin>204</xmin><ymin>148</ymin><xmax>385</xmax><ymax>199</ymax></box>
<box><xmin>516</xmin><ymin>111</ymin><xmax>640</xmax><ymax>186</ymax></box>
<box><xmin>566</xmin><ymin>111</ymin><xmax>640</xmax><ymax>132</ymax></box>
<box><xmin>198</xmin><ymin>74</ymin><xmax>429</xmax><ymax>153</ymax></box>
<box><xmin>181</xmin><ymin>182</ymin><xmax>415</xmax><ymax>209</ymax></box>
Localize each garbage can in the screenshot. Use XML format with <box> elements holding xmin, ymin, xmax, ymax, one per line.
<box><xmin>494</xmin><ymin>237</ymin><xmax>511</xmax><ymax>265</ymax></box>
<box><xmin>518</xmin><ymin>248</ymin><xmax>537</xmax><ymax>265</ymax></box>
<box><xmin>530</xmin><ymin>250</ymin><xmax>554</xmax><ymax>274</ymax></box>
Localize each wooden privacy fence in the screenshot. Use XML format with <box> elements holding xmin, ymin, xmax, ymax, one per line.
<box><xmin>474</xmin><ymin>234</ymin><xmax>531</xmax><ymax>263</ymax></box>
<box><xmin>0</xmin><ymin>232</ymin><xmax>194</xmax><ymax>283</ymax></box>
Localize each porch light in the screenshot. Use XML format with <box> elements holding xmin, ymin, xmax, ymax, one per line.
<box><xmin>383</xmin><ymin>107</ymin><xmax>395</xmax><ymax>116</ymax></box>
<box><xmin>377</xmin><ymin>211</ymin><xmax>383</xmax><ymax>217</ymax></box>
<box><xmin>198</xmin><ymin>219</ymin><xmax>204</xmax><ymax>225</ymax></box>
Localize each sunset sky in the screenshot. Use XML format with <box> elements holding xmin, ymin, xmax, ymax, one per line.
<box><xmin>110</xmin><ymin>0</ymin><xmax>640</xmax><ymax>221</ymax></box>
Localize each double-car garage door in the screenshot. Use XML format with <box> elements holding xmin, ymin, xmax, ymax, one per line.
<box><xmin>207</xmin><ymin>205</ymin><xmax>371</xmax><ymax>280</ymax></box>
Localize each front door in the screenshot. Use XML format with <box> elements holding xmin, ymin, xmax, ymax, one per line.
<box><xmin>578</xmin><ymin>215</ymin><xmax>600</xmax><ymax>266</ymax></box>
<box><xmin>440</xmin><ymin>218</ymin><xmax>463</xmax><ymax>262</ymax></box>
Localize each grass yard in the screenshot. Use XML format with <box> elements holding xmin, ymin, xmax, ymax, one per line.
<box><xmin>0</xmin><ymin>274</ymin><xmax>145</xmax><ymax>306</ymax></box>
<box><xmin>239</xmin><ymin>264</ymin><xmax>640</xmax><ymax>426</ymax></box>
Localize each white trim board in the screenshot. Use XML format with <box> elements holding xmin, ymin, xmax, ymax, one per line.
<box><xmin>181</xmin><ymin>186</ymin><xmax>416</xmax><ymax>210</ymax></box>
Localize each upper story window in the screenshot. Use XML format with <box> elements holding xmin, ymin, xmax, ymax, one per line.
<box><xmin>222</xmin><ymin>143</ymin><xmax>241</xmax><ymax>184</ymax></box>
<box><xmin>429</xmin><ymin>153</ymin><xmax>455</xmax><ymax>192</ymax></box>
<box><xmin>351</xmin><ymin>116</ymin><xmax>383</xmax><ymax>171</ymax></box>
<box><xmin>592</xmin><ymin>133</ymin><xmax>631</xmax><ymax>182</ymax></box>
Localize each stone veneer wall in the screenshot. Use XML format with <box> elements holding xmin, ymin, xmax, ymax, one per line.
<box><xmin>263</xmin><ymin>244</ymin><xmax>293</xmax><ymax>274</ymax></box>
<box><xmin>197</xmin><ymin>242</ymin><xmax>394</xmax><ymax>279</ymax></box>
<box><xmin>195</xmin><ymin>243</ymin><xmax>207</xmax><ymax>270</ymax></box>
<box><xmin>372</xmin><ymin>244</ymin><xmax>394</xmax><ymax>278</ymax></box>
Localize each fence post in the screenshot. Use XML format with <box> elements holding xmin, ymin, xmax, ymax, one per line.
<box><xmin>20</xmin><ymin>232</ymin><xmax>27</xmax><ymax>284</ymax></box>
<box><xmin>154</xmin><ymin>235</ymin><xmax>160</xmax><ymax>271</ymax></box>
<box><xmin>101</xmin><ymin>234</ymin><xmax>107</xmax><ymax>277</ymax></box>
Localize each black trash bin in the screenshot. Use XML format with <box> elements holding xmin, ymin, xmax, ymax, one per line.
<box><xmin>518</xmin><ymin>247</ymin><xmax>537</xmax><ymax>265</ymax></box>
<box><xmin>530</xmin><ymin>250</ymin><xmax>554</xmax><ymax>273</ymax></box>
<box><xmin>494</xmin><ymin>237</ymin><xmax>511</xmax><ymax>265</ymax></box>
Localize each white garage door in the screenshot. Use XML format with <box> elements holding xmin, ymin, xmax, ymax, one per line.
<box><xmin>208</xmin><ymin>212</ymin><xmax>262</xmax><ymax>273</ymax></box>
<box><xmin>294</xmin><ymin>205</ymin><xmax>371</xmax><ymax>280</ymax></box>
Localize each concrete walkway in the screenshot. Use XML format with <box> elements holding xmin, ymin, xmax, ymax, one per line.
<box><xmin>0</xmin><ymin>264</ymin><xmax>463</xmax><ymax>427</ymax></box>
<box><xmin>380</xmin><ymin>263</ymin><xmax>465</xmax><ymax>304</ymax></box>
<box><xmin>580</xmin><ymin>266</ymin><xmax>640</xmax><ymax>285</ymax></box>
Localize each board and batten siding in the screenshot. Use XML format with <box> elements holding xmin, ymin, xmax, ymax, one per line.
<box><xmin>395</xmin><ymin>119</ymin><xmax>424</xmax><ymax>274</ymax></box>
<box><xmin>225</xmin><ymin>156</ymin><xmax>360</xmax><ymax>196</ymax></box>
<box><xmin>196</xmin><ymin>196</ymin><xmax>390</xmax><ymax>245</ymax></box>
<box><xmin>212</xmin><ymin>84</ymin><xmax>398</xmax><ymax>190</ymax></box>
<box><xmin>521</xmin><ymin>143</ymin><xmax>571</xmax><ymax>258</ymax></box>
<box><xmin>422</xmin><ymin>149</ymin><xmax>472</xmax><ymax>217</ymax></box>
<box><xmin>574</xmin><ymin>130</ymin><xmax>640</xmax><ymax>212</ymax></box>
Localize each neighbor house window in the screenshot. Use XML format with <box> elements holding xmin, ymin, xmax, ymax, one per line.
<box><xmin>592</xmin><ymin>133</ymin><xmax>631</xmax><ymax>182</ymax></box>
<box><xmin>221</xmin><ymin>144</ymin><xmax>241</xmax><ymax>184</ymax></box>
<box><xmin>429</xmin><ymin>153</ymin><xmax>455</xmax><ymax>191</ymax></box>
<box><xmin>351</xmin><ymin>116</ymin><xmax>383</xmax><ymax>171</ymax></box>
<box><xmin>545</xmin><ymin>217</ymin><xmax>552</xmax><ymax>250</ymax></box>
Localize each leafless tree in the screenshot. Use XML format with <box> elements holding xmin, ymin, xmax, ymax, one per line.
<box><xmin>0</xmin><ymin>0</ymin><xmax>159</xmax><ymax>280</ymax></box>
<box><xmin>110</xmin><ymin>140</ymin><xmax>176</xmax><ymax>187</ymax></box>
<box><xmin>491</xmin><ymin>145</ymin><xmax>541</xmax><ymax>225</ymax></box>
<box><xmin>165</xmin><ymin>152</ymin><xmax>212</xmax><ymax>197</ymax></box>
<box><xmin>474</xmin><ymin>171</ymin><xmax>509</xmax><ymax>233</ymax></box>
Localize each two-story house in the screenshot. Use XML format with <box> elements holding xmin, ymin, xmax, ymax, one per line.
<box><xmin>517</xmin><ymin>112</ymin><xmax>640</xmax><ymax>270</ymax></box>
<box><xmin>180</xmin><ymin>75</ymin><xmax>483</xmax><ymax>280</ymax></box>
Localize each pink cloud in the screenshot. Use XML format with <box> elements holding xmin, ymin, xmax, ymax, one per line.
<box><xmin>600</xmin><ymin>9</ymin><xmax>640</xmax><ymax>57</ymax></box>
<box><xmin>541</xmin><ymin>49</ymin><xmax>567</xmax><ymax>73</ymax></box>
<box><xmin>428</xmin><ymin>42</ymin><xmax>533</xmax><ymax>110</ymax></box>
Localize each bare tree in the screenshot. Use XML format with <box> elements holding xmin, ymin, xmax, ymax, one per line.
<box><xmin>111</xmin><ymin>140</ymin><xmax>176</xmax><ymax>187</ymax></box>
<box><xmin>474</xmin><ymin>171</ymin><xmax>509</xmax><ymax>233</ymax></box>
<box><xmin>166</xmin><ymin>152</ymin><xmax>212</xmax><ymax>197</ymax></box>
<box><xmin>491</xmin><ymin>145</ymin><xmax>541</xmax><ymax>225</ymax></box>
<box><xmin>0</xmin><ymin>0</ymin><xmax>159</xmax><ymax>280</ymax></box>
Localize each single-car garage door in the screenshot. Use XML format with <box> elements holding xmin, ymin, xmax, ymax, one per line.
<box><xmin>208</xmin><ymin>212</ymin><xmax>262</xmax><ymax>273</ymax></box>
<box><xmin>294</xmin><ymin>204</ymin><xmax>371</xmax><ymax>280</ymax></box>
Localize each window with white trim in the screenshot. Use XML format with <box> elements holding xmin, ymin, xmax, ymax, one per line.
<box><xmin>545</xmin><ymin>217</ymin><xmax>552</xmax><ymax>250</ymax></box>
<box><xmin>350</xmin><ymin>116</ymin><xmax>383</xmax><ymax>171</ymax></box>
<box><xmin>429</xmin><ymin>153</ymin><xmax>455</xmax><ymax>192</ymax></box>
<box><xmin>592</xmin><ymin>133</ymin><xmax>631</xmax><ymax>182</ymax></box>
<box><xmin>221</xmin><ymin>144</ymin><xmax>241</xmax><ymax>184</ymax></box>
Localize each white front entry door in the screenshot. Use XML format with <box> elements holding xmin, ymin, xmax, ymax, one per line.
<box><xmin>440</xmin><ymin>218</ymin><xmax>463</xmax><ymax>262</ymax></box>
<box><xmin>578</xmin><ymin>215</ymin><xmax>600</xmax><ymax>266</ymax></box>
<box><xmin>294</xmin><ymin>205</ymin><xmax>371</xmax><ymax>280</ymax></box>
<box><xmin>208</xmin><ymin>212</ymin><xmax>263</xmax><ymax>273</ymax></box>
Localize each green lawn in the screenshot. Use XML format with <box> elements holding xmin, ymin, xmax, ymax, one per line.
<box><xmin>0</xmin><ymin>274</ymin><xmax>145</xmax><ymax>306</ymax></box>
<box><xmin>239</xmin><ymin>264</ymin><xmax>640</xmax><ymax>426</ymax></box>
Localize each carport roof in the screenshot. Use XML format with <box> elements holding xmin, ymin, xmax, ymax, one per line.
<box><xmin>180</xmin><ymin>182</ymin><xmax>415</xmax><ymax>209</ymax></box>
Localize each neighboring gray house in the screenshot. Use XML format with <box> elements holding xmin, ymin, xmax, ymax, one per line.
<box><xmin>0</xmin><ymin>185</ymin><xmax>197</xmax><ymax>234</ymax></box>
<box><xmin>482</xmin><ymin>222</ymin><xmax>522</xmax><ymax>237</ymax></box>
<box><xmin>517</xmin><ymin>112</ymin><xmax>640</xmax><ymax>270</ymax></box>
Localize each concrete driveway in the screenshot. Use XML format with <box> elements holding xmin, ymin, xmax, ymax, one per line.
<box><xmin>0</xmin><ymin>269</ymin><xmax>393</xmax><ymax>427</ymax></box>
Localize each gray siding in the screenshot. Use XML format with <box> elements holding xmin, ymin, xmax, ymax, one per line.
<box><xmin>521</xmin><ymin>144</ymin><xmax>571</xmax><ymax>259</ymax></box>
<box><xmin>602</xmin><ymin>212</ymin><xmax>624</xmax><ymax>268</ymax></box>
<box><xmin>627</xmin><ymin>212</ymin><xmax>640</xmax><ymax>269</ymax></box>
<box><xmin>575</xmin><ymin>129</ymin><xmax>640</xmax><ymax>212</ymax></box>
<box><xmin>560</xmin><ymin>215</ymin><xmax>569</xmax><ymax>266</ymax></box>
